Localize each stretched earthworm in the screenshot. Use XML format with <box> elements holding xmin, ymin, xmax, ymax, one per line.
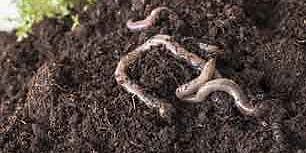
<box><xmin>126</xmin><ymin>7</ymin><xmax>176</xmax><ymax>31</ymax></box>
<box><xmin>182</xmin><ymin>78</ymin><xmax>257</xmax><ymax>116</ymax></box>
<box><xmin>115</xmin><ymin>34</ymin><xmax>221</xmax><ymax>118</ymax></box>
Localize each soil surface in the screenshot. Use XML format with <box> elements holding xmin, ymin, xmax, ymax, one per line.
<box><xmin>0</xmin><ymin>0</ymin><xmax>306</xmax><ymax>152</ymax></box>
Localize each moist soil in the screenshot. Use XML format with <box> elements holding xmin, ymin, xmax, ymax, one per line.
<box><xmin>0</xmin><ymin>0</ymin><xmax>306</xmax><ymax>152</ymax></box>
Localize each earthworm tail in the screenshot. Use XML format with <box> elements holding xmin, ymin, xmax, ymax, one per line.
<box><xmin>183</xmin><ymin>78</ymin><xmax>256</xmax><ymax>116</ymax></box>
<box><xmin>126</xmin><ymin>7</ymin><xmax>176</xmax><ymax>31</ymax></box>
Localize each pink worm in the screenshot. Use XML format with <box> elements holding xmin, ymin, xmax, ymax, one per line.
<box><xmin>175</xmin><ymin>58</ymin><xmax>221</xmax><ymax>100</ymax></box>
<box><xmin>115</xmin><ymin>34</ymin><xmax>218</xmax><ymax>117</ymax></box>
<box><xmin>115</xmin><ymin>34</ymin><xmax>261</xmax><ymax>117</ymax></box>
<box><xmin>126</xmin><ymin>7</ymin><xmax>175</xmax><ymax>31</ymax></box>
<box><xmin>182</xmin><ymin>78</ymin><xmax>258</xmax><ymax>116</ymax></box>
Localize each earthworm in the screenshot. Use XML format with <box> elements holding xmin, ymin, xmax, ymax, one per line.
<box><xmin>182</xmin><ymin>78</ymin><xmax>257</xmax><ymax>116</ymax></box>
<box><xmin>115</xmin><ymin>34</ymin><xmax>221</xmax><ymax>117</ymax></box>
<box><xmin>175</xmin><ymin>63</ymin><xmax>222</xmax><ymax>102</ymax></box>
<box><xmin>126</xmin><ymin>7</ymin><xmax>176</xmax><ymax>31</ymax></box>
<box><xmin>176</xmin><ymin>58</ymin><xmax>217</xmax><ymax>99</ymax></box>
<box><xmin>115</xmin><ymin>54</ymin><xmax>173</xmax><ymax>118</ymax></box>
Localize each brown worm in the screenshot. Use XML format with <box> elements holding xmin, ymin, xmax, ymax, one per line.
<box><xmin>115</xmin><ymin>34</ymin><xmax>221</xmax><ymax>118</ymax></box>
<box><xmin>126</xmin><ymin>7</ymin><xmax>176</xmax><ymax>31</ymax></box>
<box><xmin>115</xmin><ymin>50</ymin><xmax>172</xmax><ymax>118</ymax></box>
<box><xmin>183</xmin><ymin>78</ymin><xmax>257</xmax><ymax>116</ymax></box>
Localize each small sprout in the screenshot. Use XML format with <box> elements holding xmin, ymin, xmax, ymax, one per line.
<box><xmin>15</xmin><ymin>0</ymin><xmax>96</xmax><ymax>41</ymax></box>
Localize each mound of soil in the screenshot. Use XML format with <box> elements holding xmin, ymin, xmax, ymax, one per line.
<box><xmin>0</xmin><ymin>0</ymin><xmax>305</xmax><ymax>152</ymax></box>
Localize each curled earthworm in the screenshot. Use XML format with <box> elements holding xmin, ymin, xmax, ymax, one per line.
<box><xmin>182</xmin><ymin>78</ymin><xmax>258</xmax><ymax>116</ymax></box>
<box><xmin>126</xmin><ymin>7</ymin><xmax>176</xmax><ymax>31</ymax></box>
<box><xmin>115</xmin><ymin>51</ymin><xmax>173</xmax><ymax>118</ymax></box>
<box><xmin>115</xmin><ymin>34</ymin><xmax>221</xmax><ymax>118</ymax></box>
<box><xmin>176</xmin><ymin>58</ymin><xmax>217</xmax><ymax>99</ymax></box>
<box><xmin>175</xmin><ymin>52</ymin><xmax>222</xmax><ymax>100</ymax></box>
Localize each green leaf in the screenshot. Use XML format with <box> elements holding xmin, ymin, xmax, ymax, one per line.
<box><xmin>16</xmin><ymin>0</ymin><xmax>83</xmax><ymax>41</ymax></box>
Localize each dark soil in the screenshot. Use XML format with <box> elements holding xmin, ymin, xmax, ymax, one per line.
<box><xmin>0</xmin><ymin>0</ymin><xmax>305</xmax><ymax>152</ymax></box>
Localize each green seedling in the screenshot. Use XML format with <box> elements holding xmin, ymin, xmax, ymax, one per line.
<box><xmin>16</xmin><ymin>0</ymin><xmax>95</xmax><ymax>41</ymax></box>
